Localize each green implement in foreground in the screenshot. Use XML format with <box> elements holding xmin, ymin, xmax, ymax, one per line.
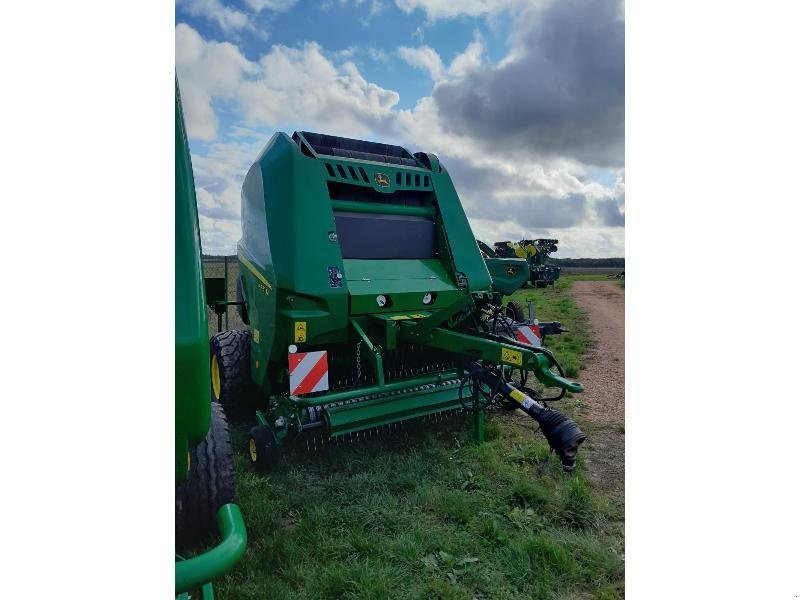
<box><xmin>175</xmin><ymin>79</ymin><xmax>246</xmax><ymax>598</ymax></box>
<box><xmin>209</xmin><ymin>130</ymin><xmax>587</xmax><ymax>472</ymax></box>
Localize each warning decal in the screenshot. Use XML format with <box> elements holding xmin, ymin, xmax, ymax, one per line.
<box><xmin>514</xmin><ymin>324</ymin><xmax>542</xmax><ymax>348</ymax></box>
<box><xmin>294</xmin><ymin>321</ymin><xmax>307</xmax><ymax>342</ymax></box>
<box><xmin>288</xmin><ymin>350</ymin><xmax>329</xmax><ymax>395</ymax></box>
<box><xmin>501</xmin><ymin>347</ymin><xmax>523</xmax><ymax>366</ymax></box>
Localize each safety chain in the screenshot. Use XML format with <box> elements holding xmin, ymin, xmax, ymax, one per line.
<box><xmin>355</xmin><ymin>340</ymin><xmax>362</xmax><ymax>383</ymax></box>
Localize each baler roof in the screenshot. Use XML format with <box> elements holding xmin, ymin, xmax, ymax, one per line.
<box><xmin>295</xmin><ymin>131</ymin><xmax>420</xmax><ymax>167</ymax></box>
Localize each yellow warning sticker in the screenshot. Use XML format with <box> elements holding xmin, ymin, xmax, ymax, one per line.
<box><xmin>410</xmin><ymin>314</ymin><xmax>426</xmax><ymax>319</ymax></box>
<box><xmin>501</xmin><ymin>347</ymin><xmax>523</xmax><ymax>366</ymax></box>
<box><xmin>252</xmin><ymin>329</ymin><xmax>260</xmax><ymax>344</ymax></box>
<box><xmin>390</xmin><ymin>315</ymin><xmax>411</xmax><ymax>320</ymax></box>
<box><xmin>294</xmin><ymin>321</ymin><xmax>307</xmax><ymax>342</ymax></box>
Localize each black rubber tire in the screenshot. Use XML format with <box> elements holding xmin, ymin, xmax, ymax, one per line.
<box><xmin>504</xmin><ymin>301</ymin><xmax>526</xmax><ymax>323</ymax></box>
<box><xmin>209</xmin><ymin>329</ymin><xmax>251</xmax><ymax>413</ymax></box>
<box><xmin>236</xmin><ymin>278</ymin><xmax>249</xmax><ymax>325</ymax></box>
<box><xmin>248</xmin><ymin>425</ymin><xmax>277</xmax><ymax>473</ymax></box>
<box><xmin>176</xmin><ymin>402</ymin><xmax>236</xmax><ymax>549</ymax></box>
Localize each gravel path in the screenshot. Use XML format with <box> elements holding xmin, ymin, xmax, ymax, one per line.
<box><xmin>569</xmin><ymin>280</ymin><xmax>625</xmax><ymax>501</ymax></box>
<box><xmin>571</xmin><ymin>281</ymin><xmax>625</xmax><ymax>424</ymax></box>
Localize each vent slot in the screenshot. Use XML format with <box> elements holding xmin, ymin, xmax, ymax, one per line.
<box><xmin>358</xmin><ymin>167</ymin><xmax>369</xmax><ymax>182</ymax></box>
<box><xmin>405</xmin><ymin>173</ymin><xmax>411</xmax><ymax>186</ymax></box>
<box><xmin>337</xmin><ymin>164</ymin><xmax>347</xmax><ymax>179</ymax></box>
<box><xmin>325</xmin><ymin>163</ymin><xmax>336</xmax><ymax>177</ymax></box>
<box><xmin>424</xmin><ymin>176</ymin><xmax>429</xmax><ymax>187</ymax></box>
<box><xmin>348</xmin><ymin>166</ymin><xmax>358</xmax><ymax>180</ymax></box>
<box><xmin>327</xmin><ymin>180</ymin><xmax>433</xmax><ymax>207</ymax></box>
<box><xmin>396</xmin><ymin>172</ymin><xmax>402</xmax><ymax>186</ymax></box>
<box><xmin>415</xmin><ymin>174</ymin><xmax>420</xmax><ymax>187</ymax></box>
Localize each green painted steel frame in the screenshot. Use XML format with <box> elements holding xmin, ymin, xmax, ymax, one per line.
<box><xmin>350</xmin><ymin>318</ymin><xmax>385</xmax><ymax>386</ymax></box>
<box><xmin>175</xmin><ymin>504</ymin><xmax>247</xmax><ymax>596</ymax></box>
<box><xmin>176</xmin><ymin>79</ymin><xmax>247</xmax><ymax>599</ymax></box>
<box><xmin>399</xmin><ymin>323</ymin><xmax>584</xmax><ymax>393</ymax></box>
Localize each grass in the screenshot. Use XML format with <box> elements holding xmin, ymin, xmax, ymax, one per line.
<box><xmin>207</xmin><ymin>275</ymin><xmax>624</xmax><ymax>599</ymax></box>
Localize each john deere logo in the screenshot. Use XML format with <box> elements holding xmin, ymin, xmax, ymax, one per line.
<box><xmin>374</xmin><ymin>172</ymin><xmax>390</xmax><ymax>187</ymax></box>
<box><xmin>506</xmin><ymin>266</ymin><xmax>517</xmax><ymax>276</ymax></box>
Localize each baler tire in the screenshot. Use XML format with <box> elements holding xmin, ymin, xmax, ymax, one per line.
<box><xmin>236</xmin><ymin>278</ymin><xmax>249</xmax><ymax>325</ymax></box>
<box><xmin>504</xmin><ymin>301</ymin><xmax>526</xmax><ymax>323</ymax></box>
<box><xmin>209</xmin><ymin>329</ymin><xmax>252</xmax><ymax>415</ymax></box>
<box><xmin>248</xmin><ymin>425</ymin><xmax>277</xmax><ymax>473</ymax></box>
<box><xmin>176</xmin><ymin>402</ymin><xmax>236</xmax><ymax>549</ymax></box>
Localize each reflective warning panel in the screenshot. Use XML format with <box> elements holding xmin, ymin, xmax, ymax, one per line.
<box><xmin>514</xmin><ymin>324</ymin><xmax>542</xmax><ymax>348</ymax></box>
<box><xmin>288</xmin><ymin>350</ymin><xmax>329</xmax><ymax>395</ymax></box>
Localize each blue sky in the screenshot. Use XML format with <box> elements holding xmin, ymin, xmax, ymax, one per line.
<box><xmin>176</xmin><ymin>0</ymin><xmax>624</xmax><ymax>256</ymax></box>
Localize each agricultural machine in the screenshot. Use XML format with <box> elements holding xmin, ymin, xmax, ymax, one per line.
<box><xmin>477</xmin><ymin>239</ymin><xmax>567</xmax><ymax>339</ymax></box>
<box><xmin>494</xmin><ymin>239</ymin><xmax>562</xmax><ymax>288</ymax></box>
<box><xmin>209</xmin><ymin>131</ymin><xmax>587</xmax><ymax>472</ymax></box>
<box><xmin>175</xmin><ymin>81</ymin><xmax>246</xmax><ymax>598</ymax></box>
<box><xmin>477</xmin><ymin>239</ymin><xmax>529</xmax><ymax>296</ymax></box>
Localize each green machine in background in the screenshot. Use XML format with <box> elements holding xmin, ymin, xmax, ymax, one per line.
<box><xmin>210</xmin><ymin>131</ymin><xmax>587</xmax><ymax>472</ymax></box>
<box><xmin>494</xmin><ymin>239</ymin><xmax>562</xmax><ymax>288</ymax></box>
<box><xmin>476</xmin><ymin>239</ymin><xmax>530</xmax><ymax>296</ymax></box>
<box><xmin>175</xmin><ymin>81</ymin><xmax>246</xmax><ymax>598</ymax></box>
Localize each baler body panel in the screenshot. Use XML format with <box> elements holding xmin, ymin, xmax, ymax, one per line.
<box><xmin>238</xmin><ymin>131</ymin><xmax>492</xmax><ymax>388</ymax></box>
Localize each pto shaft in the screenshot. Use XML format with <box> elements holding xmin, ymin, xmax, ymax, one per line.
<box><xmin>467</xmin><ymin>364</ymin><xmax>586</xmax><ymax>471</ymax></box>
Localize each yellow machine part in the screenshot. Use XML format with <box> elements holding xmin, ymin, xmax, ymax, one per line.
<box><xmin>512</xmin><ymin>242</ymin><xmax>537</xmax><ymax>259</ymax></box>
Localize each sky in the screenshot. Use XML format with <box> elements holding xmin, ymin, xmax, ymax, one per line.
<box><xmin>176</xmin><ymin>0</ymin><xmax>624</xmax><ymax>257</ymax></box>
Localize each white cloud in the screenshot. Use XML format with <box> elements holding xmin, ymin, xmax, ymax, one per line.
<box><xmin>243</xmin><ymin>0</ymin><xmax>298</xmax><ymax>11</ymax></box>
<box><xmin>398</xmin><ymin>31</ymin><xmax>484</xmax><ymax>82</ymax></box>
<box><xmin>447</xmin><ymin>32</ymin><xmax>484</xmax><ymax>78</ymax></box>
<box><xmin>176</xmin><ymin>23</ymin><xmax>254</xmax><ymax>139</ymax></box>
<box><xmin>394</xmin><ymin>0</ymin><xmax>526</xmax><ymax>20</ymax></box>
<box><xmin>177</xmin><ymin>24</ymin><xmax>400</xmax><ymax>139</ymax></box>
<box><xmin>397</xmin><ymin>45</ymin><xmax>444</xmax><ymax>81</ymax></box>
<box><xmin>176</xmin><ymin>16</ymin><xmax>623</xmax><ymax>257</ymax></box>
<box><xmin>199</xmin><ymin>215</ymin><xmax>242</xmax><ymax>256</ymax></box>
<box><xmin>178</xmin><ymin>0</ymin><xmax>250</xmax><ymax>33</ymax></box>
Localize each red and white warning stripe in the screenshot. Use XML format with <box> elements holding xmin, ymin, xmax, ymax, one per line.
<box><xmin>514</xmin><ymin>324</ymin><xmax>542</xmax><ymax>347</ymax></box>
<box><xmin>288</xmin><ymin>350</ymin><xmax>329</xmax><ymax>395</ymax></box>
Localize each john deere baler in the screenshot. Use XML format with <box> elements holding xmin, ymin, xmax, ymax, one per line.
<box><xmin>210</xmin><ymin>131</ymin><xmax>586</xmax><ymax>471</ymax></box>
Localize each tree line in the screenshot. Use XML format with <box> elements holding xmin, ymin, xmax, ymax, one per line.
<box><xmin>550</xmin><ymin>257</ymin><xmax>625</xmax><ymax>268</ymax></box>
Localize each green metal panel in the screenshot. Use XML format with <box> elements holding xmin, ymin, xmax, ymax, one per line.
<box><xmin>422</xmin><ymin>153</ymin><xmax>493</xmax><ymax>292</ymax></box>
<box><xmin>484</xmin><ymin>257</ymin><xmax>530</xmax><ymax>296</ymax></box>
<box><xmin>344</xmin><ymin>258</ymin><xmax>461</xmax><ymax>314</ymax></box>
<box><xmin>331</xmin><ymin>199</ymin><xmax>435</xmax><ymax>218</ymax></box>
<box><xmin>175</xmin><ymin>80</ymin><xmax>210</xmax><ymax>480</ymax></box>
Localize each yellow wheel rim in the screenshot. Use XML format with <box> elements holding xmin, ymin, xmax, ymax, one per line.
<box><xmin>211</xmin><ymin>354</ymin><xmax>221</xmax><ymax>399</ymax></box>
<box><xmin>249</xmin><ymin>438</ymin><xmax>258</xmax><ymax>462</ymax></box>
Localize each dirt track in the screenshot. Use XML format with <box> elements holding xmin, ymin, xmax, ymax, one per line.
<box><xmin>569</xmin><ymin>280</ymin><xmax>625</xmax><ymax>500</ymax></box>
<box><xmin>571</xmin><ymin>281</ymin><xmax>625</xmax><ymax>424</ymax></box>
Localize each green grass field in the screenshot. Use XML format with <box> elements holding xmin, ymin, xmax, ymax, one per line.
<box><xmin>208</xmin><ymin>275</ymin><xmax>623</xmax><ymax>599</ymax></box>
